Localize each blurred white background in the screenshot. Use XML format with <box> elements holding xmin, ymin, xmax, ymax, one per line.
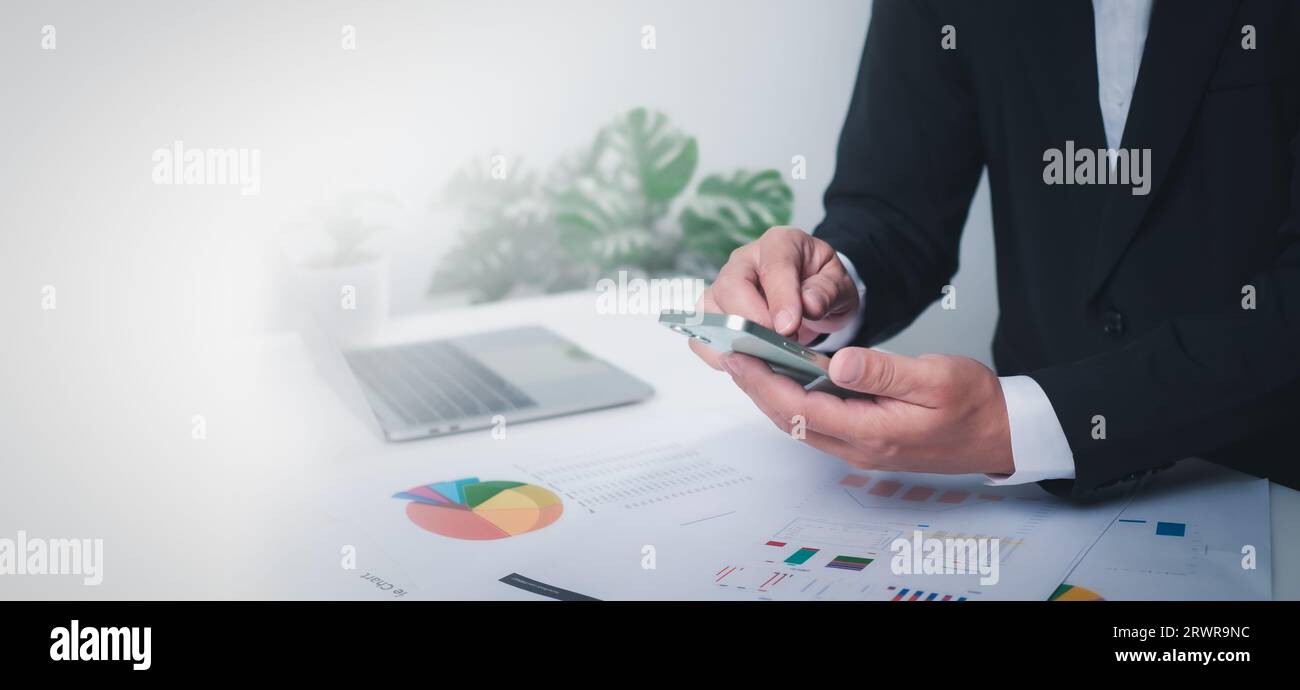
<box><xmin>0</xmin><ymin>0</ymin><xmax>995</xmax><ymax>597</ymax></box>
<box><xmin>2</xmin><ymin>0</ymin><xmax>996</xmax><ymax>349</ymax></box>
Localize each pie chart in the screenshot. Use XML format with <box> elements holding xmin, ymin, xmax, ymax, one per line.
<box><xmin>393</xmin><ymin>477</ymin><xmax>563</xmax><ymax>540</ymax></box>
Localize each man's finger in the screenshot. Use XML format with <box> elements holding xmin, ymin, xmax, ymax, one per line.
<box><xmin>711</xmin><ymin>270</ymin><xmax>774</xmax><ymax>330</ymax></box>
<box><xmin>720</xmin><ymin>352</ymin><xmax>873</xmax><ymax>441</ymax></box>
<box><xmin>725</xmin><ymin>355</ymin><xmax>811</xmax><ymax>433</ymax></box>
<box><xmin>828</xmin><ymin>348</ymin><xmax>944</xmax><ymax>405</ymax></box>
<box><xmin>800</xmin><ymin>270</ymin><xmax>858</xmax><ymax>332</ymax></box>
<box><xmin>799</xmin><ymin>257</ymin><xmax>847</xmax><ymax>318</ymax></box>
<box><xmin>754</xmin><ymin>239</ymin><xmax>805</xmax><ymax>336</ymax></box>
<box><xmin>688</xmin><ymin>337</ymin><xmax>724</xmax><ymax>370</ymax></box>
<box><xmin>736</xmin><ymin>380</ymin><xmax>870</xmax><ymax>462</ymax></box>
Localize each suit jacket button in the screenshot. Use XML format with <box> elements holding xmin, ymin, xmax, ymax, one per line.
<box><xmin>1103</xmin><ymin>310</ymin><xmax>1124</xmax><ymax>336</ymax></box>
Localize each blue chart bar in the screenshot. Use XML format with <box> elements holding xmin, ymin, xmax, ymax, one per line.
<box><xmin>1156</xmin><ymin>521</ymin><xmax>1186</xmax><ymax>537</ymax></box>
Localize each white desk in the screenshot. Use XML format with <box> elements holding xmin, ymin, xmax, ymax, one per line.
<box><xmin>248</xmin><ymin>290</ymin><xmax>1298</xmax><ymax>600</ymax></box>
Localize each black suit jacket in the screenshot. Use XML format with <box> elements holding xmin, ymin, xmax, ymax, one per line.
<box><xmin>814</xmin><ymin>0</ymin><xmax>1300</xmax><ymax>497</ymax></box>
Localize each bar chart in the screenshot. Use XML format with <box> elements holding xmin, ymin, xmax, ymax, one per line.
<box><xmin>1096</xmin><ymin>517</ymin><xmax>1203</xmax><ymax>577</ymax></box>
<box><xmin>702</xmin><ymin>463</ymin><xmax>1128</xmax><ymax>600</ymax></box>
<box><xmin>711</xmin><ymin>519</ymin><xmax>885</xmax><ymax>600</ymax></box>
<box><xmin>886</xmin><ymin>585</ymin><xmax>979</xmax><ymax>602</ymax></box>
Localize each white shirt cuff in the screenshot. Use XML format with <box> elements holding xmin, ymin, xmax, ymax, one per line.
<box><xmin>985</xmin><ymin>375</ymin><xmax>1076</xmax><ymax>485</ymax></box>
<box><xmin>811</xmin><ymin>252</ymin><xmax>868</xmax><ymax>352</ymax></box>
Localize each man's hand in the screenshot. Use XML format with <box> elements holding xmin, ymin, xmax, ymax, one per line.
<box><xmin>718</xmin><ymin>347</ymin><xmax>1015</xmax><ymax>476</ymax></box>
<box><xmin>689</xmin><ymin>227</ymin><xmax>859</xmax><ymax>370</ymax></box>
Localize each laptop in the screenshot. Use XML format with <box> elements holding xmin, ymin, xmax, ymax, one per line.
<box><xmin>341</xmin><ymin>326</ymin><xmax>654</xmax><ymax>441</ymax></box>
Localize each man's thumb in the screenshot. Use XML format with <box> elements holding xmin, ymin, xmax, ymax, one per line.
<box><xmin>828</xmin><ymin>348</ymin><xmax>932</xmax><ymax>402</ymax></box>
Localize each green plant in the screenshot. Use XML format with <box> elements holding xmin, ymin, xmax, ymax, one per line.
<box><xmin>431</xmin><ymin>107</ymin><xmax>793</xmax><ymax>303</ymax></box>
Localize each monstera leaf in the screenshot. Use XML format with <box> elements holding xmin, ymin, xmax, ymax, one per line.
<box><xmin>680</xmin><ymin>169</ymin><xmax>793</xmax><ymax>267</ymax></box>
<box><xmin>553</xmin><ymin>175</ymin><xmax>659</xmax><ymax>271</ymax></box>
<box><xmin>550</xmin><ymin>109</ymin><xmax>698</xmax><ymax>272</ymax></box>
<box><xmin>603</xmin><ymin>108</ymin><xmax>698</xmax><ymax>202</ymax></box>
<box><xmin>544</xmin><ymin>130</ymin><xmax>608</xmax><ymax>198</ymax></box>
<box><xmin>432</xmin><ymin>108</ymin><xmax>795</xmax><ymax>304</ymax></box>
<box><xmin>431</xmin><ymin>193</ymin><xmax>554</xmax><ymax>303</ymax></box>
<box><xmin>443</xmin><ymin>156</ymin><xmax>537</xmax><ymax>216</ymax></box>
<box><xmin>434</xmin><ymin>156</ymin><xmax>556</xmax><ymax>300</ymax></box>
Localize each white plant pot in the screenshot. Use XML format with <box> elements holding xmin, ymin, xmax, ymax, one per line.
<box><xmin>291</xmin><ymin>254</ymin><xmax>390</xmax><ymax>347</ymax></box>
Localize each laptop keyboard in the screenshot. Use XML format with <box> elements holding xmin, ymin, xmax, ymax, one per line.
<box><xmin>344</xmin><ymin>341</ymin><xmax>537</xmax><ymax>426</ymax></box>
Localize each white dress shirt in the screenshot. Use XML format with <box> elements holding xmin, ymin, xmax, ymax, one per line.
<box><xmin>814</xmin><ymin>0</ymin><xmax>1154</xmax><ymax>484</ymax></box>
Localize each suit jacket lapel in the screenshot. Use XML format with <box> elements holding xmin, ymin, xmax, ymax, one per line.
<box><xmin>1086</xmin><ymin>0</ymin><xmax>1240</xmax><ymax>296</ymax></box>
<box><xmin>1016</xmin><ymin>0</ymin><xmax>1109</xmax><ymax>165</ymax></box>
<box><xmin>1014</xmin><ymin>0</ymin><xmax>1110</xmax><ymax>279</ymax></box>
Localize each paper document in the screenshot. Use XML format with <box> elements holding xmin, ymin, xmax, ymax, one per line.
<box><xmin>695</xmin><ymin>429</ymin><xmax>1130</xmax><ymax>601</ymax></box>
<box><xmin>1053</xmin><ymin>459</ymin><xmax>1272</xmax><ymax>601</ymax></box>
<box><xmin>309</xmin><ymin>422</ymin><xmax>1267</xmax><ymax>601</ymax></box>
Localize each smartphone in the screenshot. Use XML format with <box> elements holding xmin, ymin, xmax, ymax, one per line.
<box><xmin>659</xmin><ymin>311</ymin><xmax>869</xmax><ymax>399</ymax></box>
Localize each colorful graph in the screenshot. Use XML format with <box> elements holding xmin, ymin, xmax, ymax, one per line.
<box><xmin>394</xmin><ymin>477</ymin><xmax>562</xmax><ymax>540</ymax></box>
<box><xmin>826</xmin><ymin>555</ymin><xmax>873</xmax><ymax>571</ymax></box>
<box><xmin>886</xmin><ymin>585</ymin><xmax>972</xmax><ymax>602</ymax></box>
<box><xmin>1049</xmin><ymin>583</ymin><xmax>1106</xmax><ymax>601</ymax></box>
<box><xmin>715</xmin><ymin>525</ymin><xmax>886</xmax><ymax>600</ymax></box>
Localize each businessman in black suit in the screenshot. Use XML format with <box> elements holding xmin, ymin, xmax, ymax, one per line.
<box><xmin>690</xmin><ymin>0</ymin><xmax>1300</xmax><ymax>496</ymax></box>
